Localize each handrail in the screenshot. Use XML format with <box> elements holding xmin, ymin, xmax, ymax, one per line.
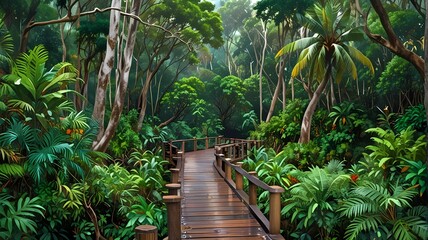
<box><xmin>160</xmin><ymin>136</ymin><xmax>284</xmax><ymax>239</ymax></box>
<box><xmin>214</xmin><ymin>142</ymin><xmax>285</xmax><ymax>239</ymax></box>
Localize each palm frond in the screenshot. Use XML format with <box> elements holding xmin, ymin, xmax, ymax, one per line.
<box><xmin>339</xmin><ymin>197</ymin><xmax>379</xmax><ymax>218</ymax></box>
<box><xmin>345</xmin><ymin>215</ymin><xmax>382</xmax><ymax>240</ymax></box>
<box><xmin>0</xmin><ymin>118</ymin><xmax>36</xmax><ymax>152</ymax></box>
<box><xmin>353</xmin><ymin>182</ymin><xmax>389</xmax><ymax>207</ymax></box>
<box><xmin>276</xmin><ymin>37</ymin><xmax>319</xmax><ymax>59</ymax></box>
<box><xmin>0</xmin><ymin>163</ymin><xmax>24</xmax><ymax>179</ymax></box>
<box><xmin>346</xmin><ymin>45</ymin><xmax>374</xmax><ymax>75</ymax></box>
<box><xmin>392</xmin><ymin>218</ymin><xmax>420</xmax><ymax>240</ymax></box>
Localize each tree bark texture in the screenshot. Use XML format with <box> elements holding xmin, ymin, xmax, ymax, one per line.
<box><xmin>298</xmin><ymin>64</ymin><xmax>331</xmax><ymax>143</ymax></box>
<box><xmin>93</xmin><ymin>0</ymin><xmax>142</xmax><ymax>152</ymax></box>
<box><xmin>92</xmin><ymin>0</ymin><xmax>121</xmax><ymax>149</ymax></box>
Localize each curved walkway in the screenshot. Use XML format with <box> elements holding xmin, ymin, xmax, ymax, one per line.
<box><xmin>181</xmin><ymin>149</ymin><xmax>270</xmax><ymax>239</ymax></box>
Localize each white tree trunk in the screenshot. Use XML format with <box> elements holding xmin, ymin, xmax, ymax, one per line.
<box><xmin>93</xmin><ymin>0</ymin><xmax>142</xmax><ymax>151</ymax></box>
<box><xmin>92</xmin><ymin>0</ymin><xmax>121</xmax><ymax>148</ymax></box>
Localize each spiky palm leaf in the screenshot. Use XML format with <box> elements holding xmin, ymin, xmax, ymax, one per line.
<box><xmin>275</xmin><ymin>0</ymin><xmax>373</xmax><ymax>84</ymax></box>
<box><xmin>340</xmin><ymin>182</ymin><xmax>426</xmax><ymax>240</ymax></box>
<box><xmin>26</xmin><ymin>129</ymin><xmax>72</xmax><ymax>183</ymax></box>
<box><xmin>0</xmin><ymin>118</ymin><xmax>36</xmax><ymax>152</ymax></box>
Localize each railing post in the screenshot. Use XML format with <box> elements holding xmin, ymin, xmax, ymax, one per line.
<box><xmin>269</xmin><ymin>186</ymin><xmax>283</xmax><ymax>234</ymax></box>
<box><xmin>193</xmin><ymin>137</ymin><xmax>197</xmax><ymax>151</ymax></box>
<box><xmin>181</xmin><ymin>141</ymin><xmax>185</xmax><ymax>155</ymax></box>
<box><xmin>205</xmin><ymin>136</ymin><xmax>209</xmax><ymax>149</ymax></box>
<box><xmin>248</xmin><ymin>171</ymin><xmax>258</xmax><ymax>205</ymax></box>
<box><xmin>163</xmin><ymin>195</ymin><xmax>182</xmax><ymax>240</ymax></box>
<box><xmin>235</xmin><ymin>162</ymin><xmax>243</xmax><ymax>190</ymax></box>
<box><xmin>170</xmin><ymin>168</ymin><xmax>180</xmax><ymax>183</ymax></box>
<box><xmin>166</xmin><ymin>183</ymin><xmax>181</xmax><ymax>195</ymax></box>
<box><xmin>135</xmin><ymin>225</ymin><xmax>157</xmax><ymax>240</ymax></box>
<box><xmin>225</xmin><ymin>158</ymin><xmax>232</xmax><ymax>181</ymax></box>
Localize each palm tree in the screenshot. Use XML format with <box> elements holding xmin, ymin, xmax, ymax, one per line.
<box><xmin>276</xmin><ymin>0</ymin><xmax>374</xmax><ymax>143</ymax></box>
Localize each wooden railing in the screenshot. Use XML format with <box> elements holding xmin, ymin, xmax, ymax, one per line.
<box><xmin>214</xmin><ymin>141</ymin><xmax>285</xmax><ymax>238</ymax></box>
<box><xmin>138</xmin><ymin>137</ymin><xmax>284</xmax><ymax>240</ymax></box>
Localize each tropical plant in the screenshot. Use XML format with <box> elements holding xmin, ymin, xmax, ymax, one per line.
<box><xmin>282</xmin><ymin>166</ymin><xmax>351</xmax><ymax>239</ymax></box>
<box><xmin>0</xmin><ymin>193</ymin><xmax>45</xmax><ymax>239</ymax></box>
<box><xmin>360</xmin><ymin>127</ymin><xmax>426</xmax><ymax>181</ymax></box>
<box><xmin>395</xmin><ymin>104</ymin><xmax>426</xmax><ymax>133</ymax></box>
<box><xmin>339</xmin><ymin>182</ymin><xmax>428</xmax><ymax>240</ymax></box>
<box><xmin>125</xmin><ymin>196</ymin><xmax>167</xmax><ymax>237</ymax></box>
<box><xmin>0</xmin><ymin>45</ymin><xmax>79</xmax><ymax>130</ymax></box>
<box><xmin>275</xmin><ymin>0</ymin><xmax>374</xmax><ymax>143</ymax></box>
<box><xmin>402</xmin><ymin>159</ymin><xmax>428</xmax><ymax>197</ymax></box>
<box><xmin>128</xmin><ymin>149</ymin><xmax>168</xmax><ymax>200</ymax></box>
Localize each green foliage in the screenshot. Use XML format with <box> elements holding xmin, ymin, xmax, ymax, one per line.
<box><xmin>1</xmin><ymin>45</ymin><xmax>79</xmax><ymax>130</ymax></box>
<box><xmin>360</xmin><ymin>127</ymin><xmax>426</xmax><ymax>181</ymax></box>
<box><xmin>402</xmin><ymin>160</ymin><xmax>428</xmax><ymax>197</ymax></box>
<box><xmin>0</xmin><ymin>194</ymin><xmax>45</xmax><ymax>239</ymax></box>
<box><xmin>251</xmin><ymin>99</ymin><xmax>306</xmax><ymax>151</ymax></box>
<box><xmin>152</xmin><ymin>0</ymin><xmax>223</xmax><ymax>48</ymax></box>
<box><xmin>128</xmin><ymin>149</ymin><xmax>168</xmax><ymax>201</ymax></box>
<box><xmin>283</xmin><ymin>166</ymin><xmax>351</xmax><ymax>239</ymax></box>
<box><xmin>125</xmin><ymin>196</ymin><xmax>167</xmax><ymax>237</ymax></box>
<box><xmin>254</xmin><ymin>0</ymin><xmax>314</xmax><ymax>25</ymax></box>
<box><xmin>109</xmin><ymin>109</ymin><xmax>142</xmax><ymax>159</ymax></box>
<box><xmin>395</xmin><ymin>104</ymin><xmax>426</xmax><ymax>133</ymax></box>
<box><xmin>0</xmin><ymin>16</ymin><xmax>13</xmax><ymax>67</ymax></box>
<box><xmin>139</xmin><ymin>123</ymin><xmax>170</xmax><ymax>151</ymax></box>
<box><xmin>339</xmin><ymin>182</ymin><xmax>428</xmax><ymax>240</ymax></box>
<box><xmin>161</xmin><ymin>76</ymin><xmax>205</xmax><ymax>124</ymax></box>
<box><xmin>377</xmin><ymin>56</ymin><xmax>421</xmax><ymax>96</ymax></box>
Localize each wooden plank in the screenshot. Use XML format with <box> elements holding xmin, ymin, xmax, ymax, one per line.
<box><xmin>180</xmin><ymin>149</ymin><xmax>271</xmax><ymax>239</ymax></box>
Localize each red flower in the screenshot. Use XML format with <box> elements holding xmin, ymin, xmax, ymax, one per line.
<box><xmin>66</xmin><ymin>129</ymin><xmax>72</xmax><ymax>135</ymax></box>
<box><xmin>350</xmin><ymin>174</ymin><xmax>359</xmax><ymax>182</ymax></box>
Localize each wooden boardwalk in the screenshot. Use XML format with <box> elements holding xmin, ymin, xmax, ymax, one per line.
<box><xmin>180</xmin><ymin>149</ymin><xmax>270</xmax><ymax>239</ymax></box>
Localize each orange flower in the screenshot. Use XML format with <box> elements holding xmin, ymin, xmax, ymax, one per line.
<box><xmin>66</xmin><ymin>129</ymin><xmax>72</xmax><ymax>135</ymax></box>
<box><xmin>350</xmin><ymin>174</ymin><xmax>359</xmax><ymax>182</ymax></box>
<box><xmin>79</xmin><ymin>129</ymin><xmax>84</xmax><ymax>134</ymax></box>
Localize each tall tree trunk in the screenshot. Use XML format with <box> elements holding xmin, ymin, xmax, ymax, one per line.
<box><xmin>259</xmin><ymin>20</ymin><xmax>267</xmax><ymax>122</ymax></box>
<box><xmin>136</xmin><ymin>46</ymin><xmax>175</xmax><ymax>132</ymax></box>
<box><xmin>265</xmin><ymin>59</ymin><xmax>285</xmax><ymax>122</ymax></box>
<box><xmin>93</xmin><ymin>0</ymin><xmax>142</xmax><ymax>152</ymax></box>
<box><xmin>299</xmin><ymin>65</ymin><xmax>331</xmax><ymax>143</ymax></box>
<box><xmin>92</xmin><ymin>0</ymin><xmax>121</xmax><ymax>148</ymax></box>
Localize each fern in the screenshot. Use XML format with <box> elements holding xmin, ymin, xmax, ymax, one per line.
<box><xmin>345</xmin><ymin>215</ymin><xmax>383</xmax><ymax>240</ymax></box>
<box><xmin>339</xmin><ymin>197</ymin><xmax>378</xmax><ymax>218</ymax></box>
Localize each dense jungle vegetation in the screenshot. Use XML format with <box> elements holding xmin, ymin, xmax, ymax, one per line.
<box><xmin>0</xmin><ymin>0</ymin><xmax>428</xmax><ymax>239</ymax></box>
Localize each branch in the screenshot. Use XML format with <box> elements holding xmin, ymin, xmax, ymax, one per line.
<box><xmin>362</xmin><ymin>0</ymin><xmax>424</xmax><ymax>76</ymax></box>
<box><xmin>23</xmin><ymin>7</ymin><xmax>192</xmax><ymax>51</ymax></box>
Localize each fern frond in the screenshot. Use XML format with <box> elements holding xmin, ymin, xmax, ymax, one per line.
<box><xmin>345</xmin><ymin>215</ymin><xmax>382</xmax><ymax>240</ymax></box>
<box><xmin>393</xmin><ymin>217</ymin><xmax>420</xmax><ymax>240</ymax></box>
<box><xmin>339</xmin><ymin>197</ymin><xmax>378</xmax><ymax>218</ymax></box>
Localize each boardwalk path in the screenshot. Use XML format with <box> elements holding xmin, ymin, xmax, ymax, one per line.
<box><xmin>180</xmin><ymin>149</ymin><xmax>270</xmax><ymax>239</ymax></box>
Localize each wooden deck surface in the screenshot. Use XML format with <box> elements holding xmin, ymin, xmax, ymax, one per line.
<box><xmin>180</xmin><ymin>149</ymin><xmax>270</xmax><ymax>239</ymax></box>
